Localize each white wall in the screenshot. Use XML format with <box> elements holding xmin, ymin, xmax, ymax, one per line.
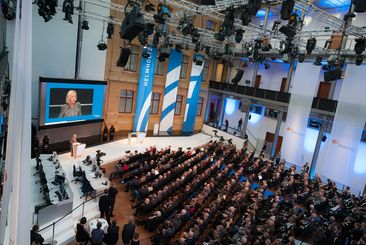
<box><xmin>6</xmin><ymin>3</ymin><xmax>110</xmax><ymax>118</ymax></box>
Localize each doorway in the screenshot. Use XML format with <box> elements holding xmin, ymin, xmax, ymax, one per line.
<box><xmin>265</xmin><ymin>132</ymin><xmax>283</xmax><ymax>155</ymax></box>
<box><xmin>254</xmin><ymin>75</ymin><xmax>261</xmax><ymax>88</ymax></box>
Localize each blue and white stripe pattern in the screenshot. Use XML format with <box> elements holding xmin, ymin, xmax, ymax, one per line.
<box><xmin>132</xmin><ymin>47</ymin><xmax>158</xmax><ymax>132</ymax></box>
<box><xmin>159</xmin><ymin>50</ymin><xmax>183</xmax><ymax>135</ymax></box>
<box><xmin>182</xmin><ymin>54</ymin><xmax>204</xmax><ymax>133</ymax></box>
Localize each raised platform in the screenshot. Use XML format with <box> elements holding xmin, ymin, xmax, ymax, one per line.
<box><xmin>36</xmin><ymin>133</ymin><xmax>213</xmax><ymax>245</ymax></box>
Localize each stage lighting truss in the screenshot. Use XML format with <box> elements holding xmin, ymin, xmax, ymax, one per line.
<box><xmin>51</xmin><ymin>0</ymin><xmax>366</xmax><ymax>58</ymax></box>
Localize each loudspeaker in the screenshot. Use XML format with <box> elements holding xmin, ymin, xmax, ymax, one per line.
<box><xmin>321</xmin><ymin>135</ymin><xmax>327</xmax><ymax>142</ymax></box>
<box><xmin>324</xmin><ymin>68</ymin><xmax>342</xmax><ymax>82</ymax></box>
<box><xmin>200</xmin><ymin>0</ymin><xmax>216</xmax><ymax>5</ymax></box>
<box><xmin>116</xmin><ymin>48</ymin><xmax>131</xmax><ymax>67</ymax></box>
<box><xmin>120</xmin><ymin>6</ymin><xmax>146</xmax><ymax>42</ymax></box>
<box><xmin>354</xmin><ymin>0</ymin><xmax>366</xmax><ymax>13</ymax></box>
<box><xmin>280</xmin><ymin>0</ymin><xmax>295</xmax><ymax>20</ymax></box>
<box><xmin>231</xmin><ymin>69</ymin><xmax>244</xmax><ymax>84</ymax></box>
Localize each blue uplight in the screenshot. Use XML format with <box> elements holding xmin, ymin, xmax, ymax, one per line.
<box><xmin>316</xmin><ymin>0</ymin><xmax>350</xmax><ymax>9</ymax></box>
<box><xmin>256</xmin><ymin>10</ymin><xmax>273</xmax><ymax>17</ymax></box>
<box><xmin>248</xmin><ymin>113</ymin><xmax>261</xmax><ymax>124</ymax></box>
<box><xmin>354</xmin><ymin>142</ymin><xmax>366</xmax><ymax>174</ymax></box>
<box><xmin>225</xmin><ymin>98</ymin><xmax>237</xmax><ymax>115</ymax></box>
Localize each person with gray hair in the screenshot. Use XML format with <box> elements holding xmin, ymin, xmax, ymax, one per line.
<box><xmin>59</xmin><ymin>90</ymin><xmax>81</xmax><ymax>117</ymax></box>
<box><xmin>122</xmin><ymin>216</ymin><xmax>135</xmax><ymax>245</ymax></box>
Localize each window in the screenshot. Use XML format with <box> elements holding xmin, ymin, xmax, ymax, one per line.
<box><xmin>196</xmin><ymin>97</ymin><xmax>204</xmax><ymax>116</ymax></box>
<box><xmin>206</xmin><ymin>20</ymin><xmax>216</xmax><ymax>31</ymax></box>
<box><xmin>175</xmin><ymin>95</ymin><xmax>183</xmax><ymax>115</ymax></box>
<box><xmin>119</xmin><ymin>90</ymin><xmax>134</xmax><ymax>113</ymax></box>
<box><xmin>150</xmin><ymin>93</ymin><xmax>160</xmax><ymax>114</ymax></box>
<box><xmin>180</xmin><ymin>55</ymin><xmax>189</xmax><ymax>79</ymax></box>
<box><xmin>202</xmin><ymin>60</ymin><xmax>210</xmax><ymax>81</ymax></box>
<box><xmin>155</xmin><ymin>59</ymin><xmax>164</xmax><ymax>76</ymax></box>
<box><xmin>124</xmin><ymin>45</ymin><xmax>139</xmax><ymax>72</ymax></box>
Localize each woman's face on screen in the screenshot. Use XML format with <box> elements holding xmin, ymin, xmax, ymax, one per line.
<box><xmin>69</xmin><ymin>93</ymin><xmax>77</xmax><ymax>105</ymax></box>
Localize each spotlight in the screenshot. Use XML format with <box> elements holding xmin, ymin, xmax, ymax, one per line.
<box><xmin>158</xmin><ymin>47</ymin><xmax>170</xmax><ymax>62</ymax></box>
<box><xmin>97</xmin><ymin>41</ymin><xmax>107</xmax><ymax>51</ymax></box>
<box><xmin>107</xmin><ymin>22</ymin><xmax>114</xmax><ymax>39</ymax></box>
<box><xmin>2</xmin><ymin>0</ymin><xmax>16</xmax><ymax>20</ymax></box>
<box><xmin>154</xmin><ymin>3</ymin><xmax>171</xmax><ymax>24</ymax></box>
<box><xmin>81</xmin><ymin>19</ymin><xmax>89</xmax><ymax>30</ymax></box>
<box><xmin>193</xmin><ymin>54</ymin><xmax>204</xmax><ymax>66</ymax></box>
<box><xmin>235</xmin><ymin>29</ymin><xmax>244</xmax><ymax>44</ymax></box>
<box><xmin>36</xmin><ymin>0</ymin><xmax>57</xmax><ymax>22</ymax></box>
<box><xmin>298</xmin><ymin>53</ymin><xmax>305</xmax><ymax>63</ymax></box>
<box><xmin>62</xmin><ymin>0</ymin><xmax>74</xmax><ymax>24</ymax></box>
<box><xmin>355</xmin><ymin>54</ymin><xmax>363</xmax><ymax>66</ymax></box>
<box><xmin>144</xmin><ymin>1</ymin><xmax>155</xmax><ymax>12</ymax></box>
<box><xmin>240</xmin><ymin>8</ymin><xmax>252</xmax><ymax>26</ymax></box>
<box><xmin>205</xmin><ymin>46</ymin><xmax>211</xmax><ymax>55</ymax></box>
<box><xmin>116</xmin><ymin>47</ymin><xmax>131</xmax><ymax>67</ymax></box>
<box><xmin>306</xmin><ymin>38</ymin><xmax>316</xmax><ymax>54</ymax></box>
<box><xmin>314</xmin><ymin>55</ymin><xmax>322</xmax><ymax>66</ymax></box>
<box><xmin>145</xmin><ymin>23</ymin><xmax>155</xmax><ymax>35</ymax></box>
<box><xmin>138</xmin><ymin>32</ymin><xmax>148</xmax><ymax>46</ymax></box>
<box><xmin>272</xmin><ymin>20</ymin><xmax>281</xmax><ymax>31</ymax></box>
<box><xmin>175</xmin><ymin>43</ymin><xmax>182</xmax><ymax>53</ymax></box>
<box><xmin>194</xmin><ymin>42</ymin><xmax>201</xmax><ymax>53</ymax></box>
<box><xmin>264</xmin><ymin>62</ymin><xmax>270</xmax><ymax>70</ymax></box>
<box><xmin>191</xmin><ymin>28</ymin><xmax>200</xmax><ymax>43</ymax></box>
<box><xmin>280</xmin><ymin>0</ymin><xmax>295</xmax><ymax>20</ymax></box>
<box><xmin>177</xmin><ymin>14</ymin><xmax>194</xmax><ymax>36</ymax></box>
<box><xmin>225</xmin><ymin>43</ymin><xmax>231</xmax><ymax>55</ymax></box>
<box><xmin>142</xmin><ymin>47</ymin><xmax>151</xmax><ymax>58</ymax></box>
<box><xmin>354</xmin><ymin>38</ymin><xmax>366</xmax><ymax>55</ymax></box>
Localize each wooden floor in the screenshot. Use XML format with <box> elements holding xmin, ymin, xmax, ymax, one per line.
<box><xmin>67</xmin><ymin>162</ymin><xmax>152</xmax><ymax>245</ymax></box>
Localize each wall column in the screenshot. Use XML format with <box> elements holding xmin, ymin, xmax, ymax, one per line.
<box><xmin>218</xmin><ymin>95</ymin><xmax>226</xmax><ymax>128</ymax></box>
<box><xmin>241</xmin><ymin>103</ymin><xmax>250</xmax><ymax>138</ymax></box>
<box><xmin>251</xmin><ymin>62</ymin><xmax>259</xmax><ymax>87</ymax></box>
<box><xmin>310</xmin><ymin>117</ymin><xmax>327</xmax><ymax>178</ymax></box>
<box><xmin>271</xmin><ymin>110</ymin><xmax>284</xmax><ymax>157</ymax></box>
<box><xmin>284</xmin><ymin>60</ymin><xmax>295</xmax><ymax>92</ymax></box>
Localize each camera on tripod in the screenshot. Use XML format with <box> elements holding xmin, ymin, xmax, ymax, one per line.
<box><xmin>96</xmin><ymin>150</ymin><xmax>106</xmax><ymax>158</ymax></box>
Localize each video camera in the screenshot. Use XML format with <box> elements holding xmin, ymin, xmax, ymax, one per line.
<box><xmin>96</xmin><ymin>150</ymin><xmax>106</xmax><ymax>158</ymax></box>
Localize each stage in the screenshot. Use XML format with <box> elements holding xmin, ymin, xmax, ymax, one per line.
<box><xmin>36</xmin><ymin>133</ymin><xmax>213</xmax><ymax>245</ymax></box>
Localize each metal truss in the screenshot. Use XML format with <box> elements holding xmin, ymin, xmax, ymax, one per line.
<box><xmin>74</xmin><ymin>0</ymin><xmax>364</xmax><ymax>56</ymax></box>
<box><xmin>295</xmin><ymin>0</ymin><xmax>365</xmax><ymax>38</ymax></box>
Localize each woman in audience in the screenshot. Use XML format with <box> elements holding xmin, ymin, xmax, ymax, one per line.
<box><xmin>75</xmin><ymin>217</ymin><xmax>89</xmax><ymax>245</ymax></box>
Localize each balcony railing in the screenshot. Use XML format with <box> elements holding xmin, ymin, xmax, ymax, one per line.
<box><xmin>209</xmin><ymin>81</ymin><xmax>338</xmax><ymax>114</ymax></box>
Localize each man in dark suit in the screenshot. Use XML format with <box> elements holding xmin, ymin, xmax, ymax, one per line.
<box><xmin>122</xmin><ymin>216</ymin><xmax>135</xmax><ymax>245</ymax></box>
<box><xmin>99</xmin><ymin>189</ymin><xmax>112</xmax><ymax>225</ymax></box>
<box><xmin>108</xmin><ymin>183</ymin><xmax>119</xmax><ymax>217</ymax></box>
<box><xmin>104</xmin><ymin>219</ymin><xmax>119</xmax><ymax>245</ymax></box>
<box><xmin>31</xmin><ymin>225</ymin><xmax>49</xmax><ymax>245</ymax></box>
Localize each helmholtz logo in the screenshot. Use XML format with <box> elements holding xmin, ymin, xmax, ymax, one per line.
<box><xmin>286</xmin><ymin>126</ymin><xmax>305</xmax><ymax>137</ymax></box>
<box><xmin>143</xmin><ymin>47</ymin><xmax>153</xmax><ymax>87</ymax></box>
<box><xmin>332</xmin><ymin>138</ymin><xmax>355</xmax><ymax>152</ymax></box>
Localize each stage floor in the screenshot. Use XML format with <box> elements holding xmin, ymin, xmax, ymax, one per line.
<box><xmin>37</xmin><ymin>133</ymin><xmax>213</xmax><ymax>245</ymax></box>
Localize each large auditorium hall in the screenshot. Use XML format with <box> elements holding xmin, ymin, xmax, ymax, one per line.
<box><xmin>0</xmin><ymin>0</ymin><xmax>365</xmax><ymax>244</ymax></box>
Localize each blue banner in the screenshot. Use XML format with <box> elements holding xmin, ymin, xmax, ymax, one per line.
<box><xmin>159</xmin><ymin>49</ymin><xmax>183</xmax><ymax>135</ymax></box>
<box><xmin>182</xmin><ymin>54</ymin><xmax>204</xmax><ymax>133</ymax></box>
<box><xmin>133</xmin><ymin>47</ymin><xmax>158</xmax><ymax>132</ymax></box>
